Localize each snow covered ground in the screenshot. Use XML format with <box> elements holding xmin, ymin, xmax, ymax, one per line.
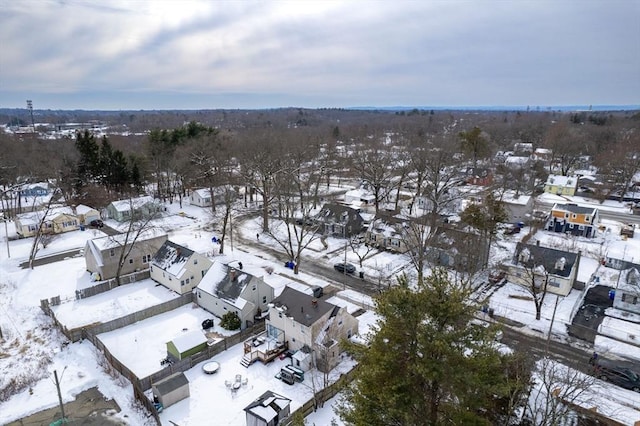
<box><xmin>2</xmin><ymin>191</ymin><xmax>640</xmax><ymax>425</ymax></box>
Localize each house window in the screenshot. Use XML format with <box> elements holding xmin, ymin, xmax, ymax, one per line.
<box><xmin>162</xmin><ymin>272</ymin><xmax>165</xmax><ymax>278</ymax></box>
<box><xmin>569</xmin><ymin>224</ymin><xmax>574</xmax><ymax>229</ymax></box>
<box><xmin>191</xmin><ymin>275</ymin><xmax>194</xmax><ymax>280</ymax></box>
<box><xmin>549</xmin><ymin>280</ymin><xmax>560</xmax><ymax>288</ymax></box>
<box><xmin>585</xmin><ymin>216</ymin><xmax>591</xmax><ymax>222</ymax></box>
<box><xmin>579</xmin><ymin>225</ymin><xmax>585</xmax><ymax>230</ymax></box>
<box><xmin>150</xmin><ymin>266</ymin><xmax>153</xmax><ymax>272</ymax></box>
<box><xmin>564</xmin><ymin>213</ymin><xmax>569</xmax><ymax>219</ymax></box>
<box><xmin>253</xmin><ymin>285</ymin><xmax>256</xmax><ymax>291</ymax></box>
<box><xmin>633</xmin><ymin>296</ymin><xmax>638</xmax><ymax>305</ymax></box>
<box><xmin>181</xmin><ymin>280</ymin><xmax>185</xmax><ymax>286</ymax></box>
<box><xmin>292</xmin><ymin>338</ymin><xmax>296</xmax><ymax>343</ymax></box>
<box><xmin>622</xmin><ymin>294</ymin><xmax>627</xmax><ymax>302</ymax></box>
<box><xmin>194</xmin><ymin>259</ymin><xmax>198</xmax><ymax>265</ymax></box>
<box><xmin>129</xmin><ymin>259</ymin><xmax>133</xmax><ymax>264</ymax></box>
<box><xmin>198</xmin><ymin>291</ymin><xmax>201</xmax><ymax>298</ymax></box>
<box><xmin>110</xmin><ymin>249</ymin><xmax>115</xmax><ymax>257</ymax></box>
<box><xmin>186</xmin><ymin>278</ymin><xmax>190</xmax><ymax>284</ymax></box>
<box><xmin>572</xmin><ymin>214</ymin><xmax>577</xmax><ymax>219</ymax></box>
<box><xmin>262</xmin><ymin>296</ymin><xmax>267</xmax><ymax>304</ymax></box>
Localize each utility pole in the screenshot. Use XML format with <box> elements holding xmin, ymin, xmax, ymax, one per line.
<box><xmin>546</xmin><ymin>294</ymin><xmax>560</xmax><ymax>353</ymax></box>
<box><xmin>3</xmin><ymin>219</ymin><xmax>9</xmax><ymax>258</ymax></box>
<box><xmin>54</xmin><ymin>369</ymin><xmax>66</xmax><ymax>422</ymax></box>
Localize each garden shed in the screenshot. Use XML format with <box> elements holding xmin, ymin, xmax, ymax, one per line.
<box><xmin>152</xmin><ymin>372</ymin><xmax>190</xmax><ymax>409</ymax></box>
<box><xmin>166</xmin><ymin>330</ymin><xmax>208</xmax><ymax>361</ymax></box>
<box><xmin>244</xmin><ymin>390</ymin><xmax>291</xmax><ymax>426</ymax></box>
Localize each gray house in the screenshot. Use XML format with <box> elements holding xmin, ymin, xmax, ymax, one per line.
<box><xmin>316</xmin><ymin>203</ymin><xmax>364</xmax><ymax>237</ymax></box>
<box><xmin>244</xmin><ymin>390</ymin><xmax>291</xmax><ymax>426</ymax></box>
<box><xmin>84</xmin><ymin>231</ymin><xmax>167</xmax><ymax>281</ymax></box>
<box><xmin>500</xmin><ymin>191</ymin><xmax>534</xmax><ymax>223</ymax></box>
<box><xmin>613</xmin><ymin>269</ymin><xmax>640</xmax><ymax>315</ymax></box>
<box><xmin>106</xmin><ymin>195</ymin><xmax>163</xmax><ymax>222</ymax></box>
<box><xmin>152</xmin><ymin>372</ymin><xmax>189</xmax><ymax>409</ymax></box>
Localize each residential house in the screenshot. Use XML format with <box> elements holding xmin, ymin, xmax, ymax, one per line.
<box><xmin>613</xmin><ymin>269</ymin><xmax>640</xmax><ymax>315</ymax></box>
<box><xmin>150</xmin><ymin>240</ymin><xmax>213</xmax><ymax>295</ymax></box>
<box><xmin>152</xmin><ymin>372</ymin><xmax>190</xmax><ymax>409</ymax></box>
<box><xmin>545</xmin><ymin>203</ymin><xmax>599</xmax><ymax>238</ymax></box>
<box><xmin>532</xmin><ymin>148</ymin><xmax>553</xmax><ymax>165</ymax></box>
<box><xmin>196</xmin><ymin>261</ymin><xmax>275</xmax><ymax>329</ymax></box>
<box><xmin>544</xmin><ymin>175</ymin><xmax>578</xmax><ymax>197</ymax></box>
<box><xmin>106</xmin><ymin>195</ymin><xmax>163</xmax><ymax>222</ymax></box>
<box><xmin>506</xmin><ymin>242</ymin><xmax>580</xmax><ymax>296</ymax></box>
<box><xmin>425</xmin><ymin>226</ymin><xmax>489</xmax><ymax>273</ymax></box>
<box><xmin>19</xmin><ymin>182</ymin><xmax>50</xmax><ymax>197</ymax></box>
<box><xmin>513</xmin><ymin>142</ymin><xmax>534</xmax><ymax>155</ymax></box>
<box><xmin>188</xmin><ymin>187</ymin><xmax>237</xmax><ymax>208</ymax></box>
<box><xmin>265</xmin><ymin>286</ymin><xmax>359</xmax><ymax>373</ymax></box>
<box><xmin>84</xmin><ymin>231</ymin><xmax>167</xmax><ymax>281</ymax></box>
<box><xmin>74</xmin><ymin>204</ymin><xmax>101</xmax><ymax>226</ymax></box>
<box><xmin>316</xmin><ymin>204</ymin><xmax>364</xmax><ymax>237</ymax></box>
<box><xmin>344</xmin><ymin>188</ymin><xmax>376</xmax><ymax>207</ymax></box>
<box><xmin>189</xmin><ymin>188</ymin><xmax>213</xmax><ymax>207</ymax></box>
<box><xmin>244</xmin><ymin>390</ymin><xmax>291</xmax><ymax>426</ymax></box>
<box><xmin>500</xmin><ymin>190</ymin><xmax>534</xmax><ymax>223</ymax></box>
<box><xmin>365</xmin><ymin>212</ymin><xmax>409</xmax><ymax>253</ymax></box>
<box><xmin>504</xmin><ymin>155</ymin><xmax>531</xmax><ymax>169</ymax></box>
<box><xmin>14</xmin><ymin>206</ymin><xmax>79</xmax><ymax>238</ymax></box>
<box><xmin>465</xmin><ymin>167</ymin><xmax>494</xmax><ymax>186</ymax></box>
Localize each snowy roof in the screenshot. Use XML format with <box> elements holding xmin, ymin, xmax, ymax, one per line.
<box><xmin>345</xmin><ymin>188</ymin><xmax>375</xmax><ymax>201</ymax></box>
<box><xmin>75</xmin><ymin>204</ymin><xmax>98</xmax><ymax>215</ymax></box>
<box><xmin>505</xmin><ymin>156</ymin><xmax>529</xmax><ymax>165</ymax></box>
<box><xmin>88</xmin><ymin>229</ymin><xmax>166</xmax><ymax>251</ymax></box>
<box><xmin>152</xmin><ymin>240</ymin><xmax>195</xmax><ymax>278</ymax></box>
<box><xmin>197</xmin><ymin>261</ymin><xmax>254</xmax><ymax>307</ymax></box>
<box><xmin>16</xmin><ymin>206</ymin><xmax>75</xmax><ymax>225</ymax></box>
<box><xmin>514</xmin><ymin>242</ymin><xmax>578</xmax><ymax>278</ymax></box>
<box><xmin>244</xmin><ymin>391</ymin><xmax>291</xmax><ymax>422</ymax></box>
<box><xmin>546</xmin><ymin>175</ymin><xmax>577</xmax><ymax>187</ymax></box>
<box><xmin>193</xmin><ymin>188</ymin><xmax>212</xmax><ymax>198</ymax></box>
<box><xmin>500</xmin><ymin>191</ymin><xmax>532</xmax><ymax>206</ymax></box>
<box><xmin>552</xmin><ymin>203</ymin><xmax>598</xmax><ymax>215</ymax></box>
<box><xmin>169</xmin><ymin>330</ymin><xmax>207</xmax><ymax>353</ymax></box>
<box><xmin>109</xmin><ymin>195</ymin><xmax>156</xmax><ymax>212</ymax></box>
<box><xmin>153</xmin><ymin>372</ymin><xmax>189</xmax><ymax>395</ymax></box>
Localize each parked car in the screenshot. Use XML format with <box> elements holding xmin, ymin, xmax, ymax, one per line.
<box><xmin>89</xmin><ymin>219</ymin><xmax>104</xmax><ymax>228</ymax></box>
<box><xmin>334</xmin><ymin>262</ymin><xmax>356</xmax><ymax>274</ymax></box>
<box><xmin>504</xmin><ymin>225</ymin><xmax>521</xmax><ymax>235</ymax></box>
<box><xmin>312</xmin><ymin>286</ymin><xmax>323</xmax><ymax>298</ymax></box>
<box><xmin>202</xmin><ymin>318</ymin><xmax>214</xmax><ymax>329</ymax></box>
<box><xmin>592</xmin><ymin>359</ymin><xmax>640</xmax><ymax>392</ymax></box>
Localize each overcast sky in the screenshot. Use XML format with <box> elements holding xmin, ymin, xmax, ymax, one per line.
<box><xmin>1</xmin><ymin>0</ymin><xmax>638</xmax><ymax>110</ymax></box>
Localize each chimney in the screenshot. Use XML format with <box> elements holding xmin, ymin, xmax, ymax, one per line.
<box><xmin>312</xmin><ymin>299</ymin><xmax>318</xmax><ymax>308</ymax></box>
<box><xmin>229</xmin><ymin>268</ymin><xmax>236</xmax><ymax>281</ymax></box>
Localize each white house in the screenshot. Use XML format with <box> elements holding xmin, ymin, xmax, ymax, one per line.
<box><xmin>613</xmin><ymin>269</ymin><xmax>640</xmax><ymax>315</ymax></box>
<box><xmin>195</xmin><ymin>261</ymin><xmax>275</xmax><ymax>329</ymax></box>
<box><xmin>74</xmin><ymin>204</ymin><xmax>101</xmax><ymax>226</ymax></box>
<box><xmin>189</xmin><ymin>188</ymin><xmax>213</xmax><ymax>208</ymax></box>
<box><xmin>499</xmin><ymin>190</ymin><xmax>534</xmax><ymax>223</ymax></box>
<box><xmin>150</xmin><ymin>240</ymin><xmax>213</xmax><ymax>295</ymax></box>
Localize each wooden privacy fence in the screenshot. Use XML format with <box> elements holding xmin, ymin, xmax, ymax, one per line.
<box><xmin>75</xmin><ymin>270</ymin><xmax>151</xmax><ymax>300</ymax></box>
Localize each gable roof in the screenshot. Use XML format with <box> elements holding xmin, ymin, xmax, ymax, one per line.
<box><xmin>271</xmin><ymin>286</ymin><xmax>335</xmax><ymax>327</ymax></box>
<box><xmin>154</xmin><ymin>372</ymin><xmax>189</xmax><ymax>395</ymax></box>
<box><xmin>197</xmin><ymin>262</ymin><xmax>255</xmax><ymax>307</ymax></box>
<box><xmin>552</xmin><ymin>203</ymin><xmax>598</xmax><ymax>216</ymax></box>
<box><xmin>109</xmin><ymin>195</ymin><xmax>156</xmax><ymax>212</ymax></box>
<box><xmin>152</xmin><ymin>240</ymin><xmax>195</xmax><ymax>278</ymax></box>
<box><xmin>546</xmin><ymin>175</ymin><xmax>577</xmax><ymax>187</ymax></box>
<box><xmin>16</xmin><ymin>206</ymin><xmax>75</xmax><ymax>225</ymax></box>
<box><xmin>169</xmin><ymin>330</ymin><xmax>207</xmax><ymax>353</ymax></box>
<box><xmin>244</xmin><ymin>390</ymin><xmax>291</xmax><ymax>422</ymax></box>
<box><xmin>514</xmin><ymin>242</ymin><xmax>578</xmax><ymax>278</ymax></box>
<box><xmin>317</xmin><ymin>203</ymin><xmax>363</xmax><ymax>226</ymax></box>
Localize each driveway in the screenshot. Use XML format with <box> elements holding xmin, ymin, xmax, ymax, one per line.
<box><xmin>568</xmin><ymin>285</ymin><xmax>614</xmax><ymax>343</ymax></box>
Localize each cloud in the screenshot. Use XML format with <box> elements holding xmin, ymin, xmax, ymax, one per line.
<box><xmin>1</xmin><ymin>0</ymin><xmax>638</xmax><ymax>109</ymax></box>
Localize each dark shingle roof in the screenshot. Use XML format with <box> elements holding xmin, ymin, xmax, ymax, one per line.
<box><xmin>272</xmin><ymin>286</ymin><xmax>335</xmax><ymax>327</ymax></box>
<box><xmin>151</xmin><ymin>240</ymin><xmax>194</xmax><ymax>268</ymax></box>
<box><xmin>515</xmin><ymin>242</ymin><xmax>578</xmax><ymax>278</ymax></box>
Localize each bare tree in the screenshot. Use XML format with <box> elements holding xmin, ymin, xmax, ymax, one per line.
<box><xmin>28</xmin><ymin>189</ymin><xmax>61</xmax><ymax>269</ymax></box>
<box><xmin>111</xmin><ymin>198</ymin><xmax>161</xmax><ymax>286</ymax></box>
<box><xmin>350</xmin><ymin>137</ymin><xmax>396</xmax><ymax>214</ymax></box>
<box><xmin>524</xmin><ymin>357</ymin><xmax>596</xmax><ymax>426</ymax></box>
<box><xmin>512</xmin><ymin>245</ymin><xmax>553</xmax><ymax>320</ymax></box>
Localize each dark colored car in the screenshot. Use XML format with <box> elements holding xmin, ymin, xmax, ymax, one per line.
<box><xmin>90</xmin><ymin>219</ymin><xmax>104</xmax><ymax>228</ymax></box>
<box><xmin>202</xmin><ymin>319</ymin><xmax>214</xmax><ymax>329</ymax></box>
<box><xmin>504</xmin><ymin>225</ymin><xmax>521</xmax><ymax>235</ymax></box>
<box><xmin>593</xmin><ymin>360</ymin><xmax>640</xmax><ymax>392</ymax></box>
<box><xmin>334</xmin><ymin>262</ymin><xmax>356</xmax><ymax>274</ymax></box>
<box><xmin>488</xmin><ymin>270</ymin><xmax>506</xmax><ymax>284</ymax></box>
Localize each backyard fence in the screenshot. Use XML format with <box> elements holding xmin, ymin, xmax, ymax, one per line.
<box><xmin>75</xmin><ymin>270</ymin><xmax>151</xmax><ymax>300</ymax></box>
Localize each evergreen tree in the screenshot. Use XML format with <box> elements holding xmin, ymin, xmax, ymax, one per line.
<box><xmin>338</xmin><ymin>270</ymin><xmax>524</xmax><ymax>425</ymax></box>
<box><xmin>75</xmin><ymin>130</ymin><xmax>100</xmax><ymax>188</ymax></box>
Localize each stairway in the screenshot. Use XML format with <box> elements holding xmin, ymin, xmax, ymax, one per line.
<box><xmin>240</xmin><ymin>354</ymin><xmax>253</xmax><ymax>368</ymax></box>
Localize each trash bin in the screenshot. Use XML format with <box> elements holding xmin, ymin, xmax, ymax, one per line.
<box><xmin>488</xmin><ymin>308</ymin><xmax>494</xmax><ymax>318</ymax></box>
<box><xmin>359</xmin><ymin>271</ymin><xmax>364</xmax><ymax>279</ymax></box>
<box><xmin>80</xmin><ymin>225</ymin><xmax>85</xmax><ymax>231</ymax></box>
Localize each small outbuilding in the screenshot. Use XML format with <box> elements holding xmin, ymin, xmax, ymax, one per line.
<box><xmin>152</xmin><ymin>372</ymin><xmax>190</xmax><ymax>409</ymax></box>
<box><xmin>244</xmin><ymin>390</ymin><xmax>291</xmax><ymax>426</ymax></box>
<box><xmin>166</xmin><ymin>330</ymin><xmax>208</xmax><ymax>361</ymax></box>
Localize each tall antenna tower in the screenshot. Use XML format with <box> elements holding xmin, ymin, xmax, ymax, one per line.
<box><xmin>26</xmin><ymin>100</ymin><xmax>35</xmax><ymax>132</ymax></box>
